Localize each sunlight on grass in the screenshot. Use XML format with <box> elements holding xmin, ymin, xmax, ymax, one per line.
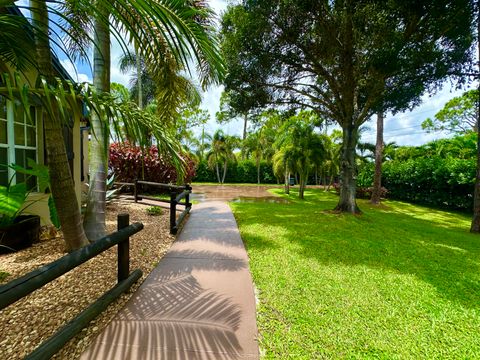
<box><xmin>231</xmin><ymin>188</ymin><xmax>480</xmax><ymax>358</ymax></box>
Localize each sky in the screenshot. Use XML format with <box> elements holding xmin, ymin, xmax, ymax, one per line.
<box><xmin>46</xmin><ymin>0</ymin><xmax>475</xmax><ymax>147</ymax></box>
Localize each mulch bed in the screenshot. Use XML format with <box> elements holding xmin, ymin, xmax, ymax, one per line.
<box><xmin>0</xmin><ymin>200</ymin><xmax>175</xmax><ymax>359</ymax></box>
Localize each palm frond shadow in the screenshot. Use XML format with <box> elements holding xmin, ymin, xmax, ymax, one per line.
<box><xmin>89</xmin><ymin>274</ymin><xmax>244</xmax><ymax>359</ymax></box>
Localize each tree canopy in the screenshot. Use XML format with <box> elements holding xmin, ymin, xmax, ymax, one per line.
<box><xmin>221</xmin><ymin>0</ymin><xmax>475</xmax><ymax>213</ymax></box>
<box><xmin>422</xmin><ymin>89</ymin><xmax>478</xmax><ymax>134</ymax></box>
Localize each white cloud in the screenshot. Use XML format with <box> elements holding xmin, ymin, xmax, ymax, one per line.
<box><xmin>59</xmin><ymin>59</ymin><xmax>92</xmax><ymax>83</ymax></box>
<box><xmin>360</xmin><ymin>84</ymin><xmax>474</xmax><ymax>146</ymax></box>
<box><xmin>109</xmin><ymin>36</ymin><xmax>132</xmax><ymax>87</ymax></box>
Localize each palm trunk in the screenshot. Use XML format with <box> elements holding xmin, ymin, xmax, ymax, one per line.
<box><xmin>214</xmin><ymin>154</ymin><xmax>221</xmax><ymax>183</ymax></box>
<box><xmin>222</xmin><ymin>161</ymin><xmax>228</xmax><ymax>183</ymax></box>
<box><xmin>299</xmin><ymin>173</ymin><xmax>305</xmax><ymax>199</ymax></box>
<box><xmin>257</xmin><ymin>157</ymin><xmax>261</xmax><ymax>184</ymax></box>
<box><xmin>83</xmin><ymin>11</ymin><xmax>111</xmax><ymax>241</ymax></box>
<box><xmin>470</xmin><ymin>10</ymin><xmax>480</xmax><ymax>233</ymax></box>
<box><xmin>371</xmin><ymin>111</ymin><xmax>384</xmax><ymax>204</ymax></box>
<box><xmin>335</xmin><ymin>122</ymin><xmax>360</xmax><ymax>213</ymax></box>
<box><xmin>31</xmin><ymin>0</ymin><xmax>88</xmax><ymax>251</ymax></box>
<box><xmin>284</xmin><ymin>168</ymin><xmax>290</xmax><ymax>194</ymax></box>
<box><xmin>136</xmin><ymin>49</ymin><xmax>143</xmax><ymax>109</ymax></box>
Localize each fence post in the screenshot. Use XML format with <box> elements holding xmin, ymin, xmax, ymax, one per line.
<box><xmin>170</xmin><ymin>191</ymin><xmax>177</xmax><ymax>234</ymax></box>
<box><xmin>185</xmin><ymin>184</ymin><xmax>192</xmax><ymax>208</ymax></box>
<box><xmin>133</xmin><ymin>179</ymin><xmax>138</xmax><ymax>203</ymax></box>
<box><xmin>117</xmin><ymin>214</ymin><xmax>130</xmax><ymax>282</ymax></box>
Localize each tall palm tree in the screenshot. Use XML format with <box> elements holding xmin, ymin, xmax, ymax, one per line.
<box><xmin>30</xmin><ymin>0</ymin><xmax>89</xmax><ymax>250</ymax></box>
<box><xmin>274</xmin><ymin>114</ymin><xmax>326</xmax><ymax>199</ymax></box>
<box><xmin>207</xmin><ymin>130</ymin><xmax>239</xmax><ymax>184</ymax></box>
<box><xmin>1</xmin><ymin>1</ymin><xmax>190</xmax><ymax>249</ymax></box>
<box><xmin>72</xmin><ymin>0</ymin><xmax>224</xmax><ymax>241</ymax></box>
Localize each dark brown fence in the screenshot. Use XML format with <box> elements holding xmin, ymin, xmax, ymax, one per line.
<box><xmin>0</xmin><ymin>214</ymin><xmax>143</xmax><ymax>359</ymax></box>
<box><xmin>116</xmin><ymin>180</ymin><xmax>192</xmax><ymax>235</ymax></box>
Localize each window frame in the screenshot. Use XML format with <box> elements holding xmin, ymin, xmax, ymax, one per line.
<box><xmin>0</xmin><ymin>98</ymin><xmax>38</xmax><ymax>187</ymax></box>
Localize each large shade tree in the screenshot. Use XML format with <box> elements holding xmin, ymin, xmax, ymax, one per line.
<box><xmin>222</xmin><ymin>0</ymin><xmax>474</xmax><ymax>213</ymax></box>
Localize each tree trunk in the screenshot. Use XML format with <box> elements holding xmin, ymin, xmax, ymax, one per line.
<box><xmin>284</xmin><ymin>168</ymin><xmax>289</xmax><ymax>194</ymax></box>
<box><xmin>241</xmin><ymin>114</ymin><xmax>248</xmax><ymax>160</ymax></box>
<box><xmin>30</xmin><ymin>0</ymin><xmax>89</xmax><ymax>251</ymax></box>
<box><xmin>335</xmin><ymin>1</ymin><xmax>359</xmax><ymax>213</ymax></box>
<box><xmin>470</xmin><ymin>9</ymin><xmax>480</xmax><ymax>233</ymax></box>
<box><xmin>136</xmin><ymin>49</ymin><xmax>143</xmax><ymax>109</ymax></box>
<box><xmin>222</xmin><ymin>161</ymin><xmax>228</xmax><ymax>183</ymax></box>
<box><xmin>335</xmin><ymin>123</ymin><xmax>360</xmax><ymax>213</ymax></box>
<box><xmin>257</xmin><ymin>157</ymin><xmax>260</xmax><ymax>184</ymax></box>
<box><xmin>215</xmin><ymin>161</ymin><xmax>221</xmax><ymax>183</ymax></box>
<box><xmin>371</xmin><ymin>111</ymin><xmax>384</xmax><ymax>204</ymax></box>
<box><xmin>83</xmin><ymin>11</ymin><xmax>111</xmax><ymax>241</ymax></box>
<box><xmin>299</xmin><ymin>173</ymin><xmax>306</xmax><ymax>199</ymax></box>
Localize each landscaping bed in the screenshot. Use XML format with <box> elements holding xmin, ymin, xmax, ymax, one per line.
<box><xmin>0</xmin><ymin>200</ymin><xmax>174</xmax><ymax>359</ymax></box>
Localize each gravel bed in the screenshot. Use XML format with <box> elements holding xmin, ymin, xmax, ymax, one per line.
<box><xmin>0</xmin><ymin>200</ymin><xmax>175</xmax><ymax>359</ymax></box>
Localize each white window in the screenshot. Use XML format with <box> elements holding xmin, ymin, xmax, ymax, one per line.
<box><xmin>0</xmin><ymin>96</ymin><xmax>38</xmax><ymax>189</ymax></box>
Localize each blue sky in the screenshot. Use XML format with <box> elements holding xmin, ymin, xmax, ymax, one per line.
<box><xmin>37</xmin><ymin>0</ymin><xmax>475</xmax><ymax>147</ymax></box>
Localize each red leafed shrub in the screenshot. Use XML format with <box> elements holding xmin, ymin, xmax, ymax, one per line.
<box><xmin>109</xmin><ymin>142</ymin><xmax>196</xmax><ymax>184</ymax></box>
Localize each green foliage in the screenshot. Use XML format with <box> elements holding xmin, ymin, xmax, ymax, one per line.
<box><xmin>146</xmin><ymin>206</ymin><xmax>163</xmax><ymax>216</ymax></box>
<box><xmin>0</xmin><ymin>159</ymin><xmax>58</xmax><ymax>227</ymax></box>
<box><xmin>193</xmin><ymin>160</ymin><xmax>276</xmax><ymax>184</ymax></box>
<box><xmin>382</xmin><ymin>157</ymin><xmax>475</xmax><ymax>210</ymax></box>
<box><xmin>357</xmin><ymin>134</ymin><xmax>477</xmax><ymax>210</ymax></box>
<box><xmin>231</xmin><ymin>189</ymin><xmax>480</xmax><ymax>358</ymax></box>
<box><xmin>422</xmin><ymin>90</ymin><xmax>478</xmax><ymax>134</ymax></box>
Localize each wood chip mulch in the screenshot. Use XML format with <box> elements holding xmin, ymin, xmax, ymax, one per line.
<box><xmin>0</xmin><ymin>200</ymin><xmax>175</xmax><ymax>359</ymax></box>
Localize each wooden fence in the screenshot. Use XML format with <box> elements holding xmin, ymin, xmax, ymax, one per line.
<box><xmin>0</xmin><ymin>214</ymin><xmax>143</xmax><ymax>359</ymax></box>
<box><xmin>115</xmin><ymin>180</ymin><xmax>192</xmax><ymax>235</ymax></box>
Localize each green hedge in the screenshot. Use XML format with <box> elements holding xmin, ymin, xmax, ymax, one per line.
<box><xmin>193</xmin><ymin>160</ymin><xmax>277</xmax><ymax>184</ymax></box>
<box><xmin>358</xmin><ymin>157</ymin><xmax>475</xmax><ymax>211</ymax></box>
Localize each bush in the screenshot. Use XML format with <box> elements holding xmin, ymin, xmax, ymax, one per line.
<box><xmin>333</xmin><ymin>183</ymin><xmax>388</xmax><ymax>199</ymax></box>
<box><xmin>109</xmin><ymin>142</ymin><xmax>196</xmax><ymax>184</ymax></box>
<box><xmin>192</xmin><ymin>159</ymin><xmax>277</xmax><ymax>184</ymax></box>
<box><xmin>356</xmin><ymin>156</ymin><xmax>475</xmax><ymax>211</ymax></box>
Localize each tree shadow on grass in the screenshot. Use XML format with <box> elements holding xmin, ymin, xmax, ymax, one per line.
<box><xmin>232</xmin><ymin>198</ymin><xmax>480</xmax><ymax>309</ymax></box>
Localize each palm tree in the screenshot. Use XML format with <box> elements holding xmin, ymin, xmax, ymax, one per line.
<box><xmin>244</xmin><ymin>126</ymin><xmax>275</xmax><ymax>184</ymax></box>
<box><xmin>70</xmin><ymin>0</ymin><xmax>224</xmax><ymax>241</ymax></box>
<box><xmin>1</xmin><ymin>1</ymin><xmax>190</xmax><ymax>250</ymax></box>
<box><xmin>274</xmin><ymin>113</ymin><xmax>326</xmax><ymax>199</ymax></box>
<box><xmin>29</xmin><ymin>0</ymin><xmax>90</xmax><ymax>251</ymax></box>
<box><xmin>207</xmin><ymin>130</ymin><xmax>239</xmax><ymax>184</ymax></box>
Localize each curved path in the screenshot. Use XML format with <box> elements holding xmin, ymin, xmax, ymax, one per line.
<box><xmin>81</xmin><ymin>200</ymin><xmax>259</xmax><ymax>360</ymax></box>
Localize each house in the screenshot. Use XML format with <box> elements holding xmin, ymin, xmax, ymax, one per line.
<box><xmin>0</xmin><ymin>6</ymin><xmax>87</xmax><ymax>225</ymax></box>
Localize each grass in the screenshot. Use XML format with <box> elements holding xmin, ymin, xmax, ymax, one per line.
<box><xmin>230</xmin><ymin>188</ymin><xmax>480</xmax><ymax>358</ymax></box>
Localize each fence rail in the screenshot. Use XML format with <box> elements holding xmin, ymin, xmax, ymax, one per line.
<box><xmin>0</xmin><ymin>214</ymin><xmax>143</xmax><ymax>359</ymax></box>
<box><xmin>115</xmin><ymin>180</ymin><xmax>192</xmax><ymax>234</ymax></box>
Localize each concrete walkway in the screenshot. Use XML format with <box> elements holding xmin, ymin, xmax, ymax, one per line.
<box><xmin>81</xmin><ymin>201</ymin><xmax>259</xmax><ymax>360</ymax></box>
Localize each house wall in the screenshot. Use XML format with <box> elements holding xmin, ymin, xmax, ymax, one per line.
<box><xmin>1</xmin><ymin>66</ymin><xmax>85</xmax><ymax>225</ymax></box>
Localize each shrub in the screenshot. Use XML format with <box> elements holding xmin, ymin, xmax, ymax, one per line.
<box><xmin>146</xmin><ymin>206</ymin><xmax>163</xmax><ymax>216</ymax></box>
<box><xmin>333</xmin><ymin>183</ymin><xmax>388</xmax><ymax>199</ymax></box>
<box><xmin>355</xmin><ymin>156</ymin><xmax>475</xmax><ymax>211</ymax></box>
<box><xmin>109</xmin><ymin>142</ymin><xmax>196</xmax><ymax>184</ymax></box>
<box><xmin>192</xmin><ymin>159</ymin><xmax>276</xmax><ymax>184</ymax></box>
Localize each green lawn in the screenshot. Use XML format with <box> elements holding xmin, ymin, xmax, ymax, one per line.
<box><xmin>230</xmin><ymin>189</ymin><xmax>480</xmax><ymax>359</ymax></box>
